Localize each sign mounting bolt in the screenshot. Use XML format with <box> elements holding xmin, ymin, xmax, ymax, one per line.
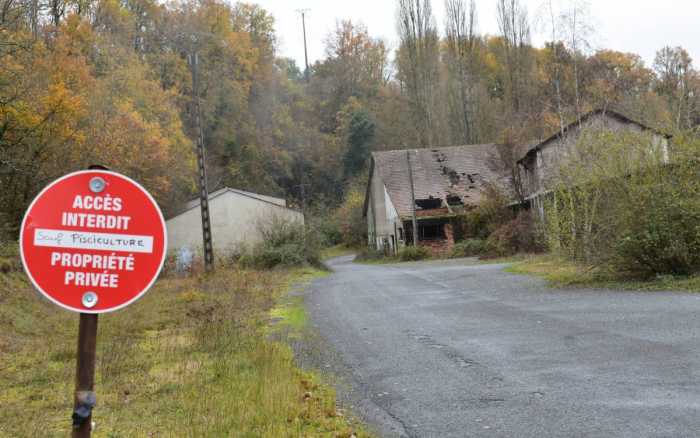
<box><xmin>82</xmin><ymin>292</ymin><xmax>98</xmax><ymax>308</ymax></box>
<box><xmin>89</xmin><ymin>177</ymin><xmax>106</xmax><ymax>193</ymax></box>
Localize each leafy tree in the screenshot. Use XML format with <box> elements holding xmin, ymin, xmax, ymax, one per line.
<box><xmin>343</xmin><ymin>109</ymin><xmax>375</xmax><ymax>178</ymax></box>
<box><xmin>1</xmin><ymin>0</ymin><xmax>699</xmax><ymax>246</ymax></box>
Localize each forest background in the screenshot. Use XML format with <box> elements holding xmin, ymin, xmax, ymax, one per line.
<box><xmin>2</xmin><ymin>0</ymin><xmax>699</xmax><ymax>244</ymax></box>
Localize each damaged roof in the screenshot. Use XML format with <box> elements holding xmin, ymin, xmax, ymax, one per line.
<box><xmin>368</xmin><ymin>144</ymin><xmax>511</xmax><ymax>219</ymax></box>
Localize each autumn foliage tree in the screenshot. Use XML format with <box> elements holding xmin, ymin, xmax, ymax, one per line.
<box><xmin>1</xmin><ymin>0</ymin><xmax>699</xmax><ymax>244</ymax></box>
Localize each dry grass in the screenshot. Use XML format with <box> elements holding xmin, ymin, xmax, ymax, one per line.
<box><xmin>0</xmin><ymin>266</ymin><xmax>370</xmax><ymax>437</ymax></box>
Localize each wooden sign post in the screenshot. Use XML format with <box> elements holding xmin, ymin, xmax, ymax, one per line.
<box><xmin>19</xmin><ymin>170</ymin><xmax>167</xmax><ymax>435</ymax></box>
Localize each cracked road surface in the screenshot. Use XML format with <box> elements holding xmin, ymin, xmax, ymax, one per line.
<box><xmin>306</xmin><ymin>256</ymin><xmax>700</xmax><ymax>438</ymax></box>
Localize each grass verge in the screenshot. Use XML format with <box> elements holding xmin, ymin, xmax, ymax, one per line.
<box><xmin>321</xmin><ymin>245</ymin><xmax>358</xmax><ymax>260</ymax></box>
<box><xmin>506</xmin><ymin>254</ymin><xmax>700</xmax><ymax>292</ymax></box>
<box><xmin>0</xmin><ymin>266</ymin><xmax>369</xmax><ymax>437</ymax></box>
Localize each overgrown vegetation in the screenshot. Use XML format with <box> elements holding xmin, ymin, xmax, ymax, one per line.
<box><xmin>0</xmin><ymin>266</ymin><xmax>371</xmax><ymax>436</ymax></box>
<box><xmin>451</xmin><ymin>238</ymin><xmax>487</xmax><ymax>258</ymax></box>
<box><xmin>544</xmin><ymin>131</ymin><xmax>700</xmax><ymax>278</ymax></box>
<box><xmin>398</xmin><ymin>245</ymin><xmax>431</xmax><ymax>262</ymax></box>
<box><xmin>241</xmin><ymin>217</ymin><xmax>322</xmax><ymax>269</ymax></box>
<box><xmin>452</xmin><ymin>186</ymin><xmax>544</xmax><ymax>259</ymax></box>
<box><xmin>485</xmin><ymin>211</ymin><xmax>544</xmax><ymax>257</ymax></box>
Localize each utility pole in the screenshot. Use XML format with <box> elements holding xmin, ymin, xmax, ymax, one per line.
<box><xmin>189</xmin><ymin>49</ymin><xmax>215</xmax><ymax>272</ymax></box>
<box><xmin>407</xmin><ymin>150</ymin><xmax>419</xmax><ymax>247</ymax></box>
<box><xmin>297</xmin><ymin>9</ymin><xmax>310</xmax><ymax>81</ymax></box>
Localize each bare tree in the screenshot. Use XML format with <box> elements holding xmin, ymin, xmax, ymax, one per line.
<box><xmin>560</xmin><ymin>0</ymin><xmax>594</xmax><ymax>121</ymax></box>
<box><xmin>543</xmin><ymin>0</ymin><xmax>566</xmax><ymax>136</ymax></box>
<box><xmin>444</xmin><ymin>0</ymin><xmax>478</xmax><ymax>144</ymax></box>
<box><xmin>48</xmin><ymin>0</ymin><xmax>63</xmax><ymax>26</ymax></box>
<box><xmin>654</xmin><ymin>46</ymin><xmax>698</xmax><ymax>130</ymax></box>
<box><xmin>496</xmin><ymin>0</ymin><xmax>531</xmax><ymax>115</ymax></box>
<box><xmin>396</xmin><ymin>0</ymin><xmax>441</xmax><ymax>146</ymax></box>
<box><xmin>487</xmin><ymin>130</ymin><xmax>527</xmax><ymax>204</ymax></box>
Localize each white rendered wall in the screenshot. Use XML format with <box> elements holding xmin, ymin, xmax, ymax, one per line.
<box><xmin>166</xmin><ymin>191</ymin><xmax>304</xmax><ymax>255</ymax></box>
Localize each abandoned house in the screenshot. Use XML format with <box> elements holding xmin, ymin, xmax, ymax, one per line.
<box><xmin>166</xmin><ymin>187</ymin><xmax>304</xmax><ymax>256</ymax></box>
<box><xmin>518</xmin><ymin>108</ymin><xmax>671</xmax><ymax>214</ymax></box>
<box><xmin>363</xmin><ymin>109</ymin><xmax>671</xmax><ymax>254</ymax></box>
<box><xmin>363</xmin><ymin>145</ymin><xmax>511</xmax><ymax>255</ymax></box>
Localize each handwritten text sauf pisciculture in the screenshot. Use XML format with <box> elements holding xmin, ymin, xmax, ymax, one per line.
<box><xmin>43</xmin><ymin>194</ymin><xmax>150</xmax><ymax>289</ymax></box>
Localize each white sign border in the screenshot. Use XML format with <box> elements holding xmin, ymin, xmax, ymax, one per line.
<box><xmin>19</xmin><ymin>169</ymin><xmax>168</xmax><ymax>314</ymax></box>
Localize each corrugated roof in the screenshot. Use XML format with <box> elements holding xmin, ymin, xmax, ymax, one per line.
<box><xmin>371</xmin><ymin>144</ymin><xmax>511</xmax><ymax>219</ymax></box>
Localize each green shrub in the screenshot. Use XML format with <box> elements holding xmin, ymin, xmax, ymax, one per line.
<box><xmin>242</xmin><ymin>217</ymin><xmax>321</xmax><ymax>269</ymax></box>
<box><xmin>315</xmin><ymin>216</ymin><xmax>343</xmax><ymax>247</ymax></box>
<box><xmin>398</xmin><ymin>246</ymin><xmax>430</xmax><ymax>262</ymax></box>
<box><xmin>243</xmin><ymin>243</ymin><xmax>316</xmax><ymax>269</ymax></box>
<box><xmin>611</xmin><ymin>161</ymin><xmax>700</xmax><ymax>276</ymax></box>
<box><xmin>451</xmin><ymin>239</ymin><xmax>487</xmax><ymax>258</ymax></box>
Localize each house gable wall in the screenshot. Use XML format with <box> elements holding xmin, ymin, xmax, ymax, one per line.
<box><xmin>367</xmin><ymin>170</ymin><xmax>403</xmax><ymax>251</ymax></box>
<box><xmin>166</xmin><ymin>191</ymin><xmax>304</xmax><ymax>255</ymax></box>
<box><xmin>521</xmin><ymin>112</ymin><xmax>668</xmax><ymax>198</ymax></box>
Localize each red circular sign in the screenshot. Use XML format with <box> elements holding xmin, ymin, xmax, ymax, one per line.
<box><xmin>20</xmin><ymin>170</ymin><xmax>167</xmax><ymax>313</ymax></box>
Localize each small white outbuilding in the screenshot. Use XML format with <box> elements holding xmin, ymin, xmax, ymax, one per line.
<box><xmin>166</xmin><ymin>187</ymin><xmax>304</xmax><ymax>255</ymax></box>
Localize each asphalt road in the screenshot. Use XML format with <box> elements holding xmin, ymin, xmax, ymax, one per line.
<box><xmin>306</xmin><ymin>256</ymin><xmax>700</xmax><ymax>438</ymax></box>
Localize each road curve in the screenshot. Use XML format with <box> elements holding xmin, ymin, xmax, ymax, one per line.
<box><xmin>305</xmin><ymin>256</ymin><xmax>700</xmax><ymax>438</ymax></box>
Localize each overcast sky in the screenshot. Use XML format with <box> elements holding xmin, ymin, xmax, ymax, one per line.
<box><xmin>253</xmin><ymin>0</ymin><xmax>700</xmax><ymax>71</ymax></box>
